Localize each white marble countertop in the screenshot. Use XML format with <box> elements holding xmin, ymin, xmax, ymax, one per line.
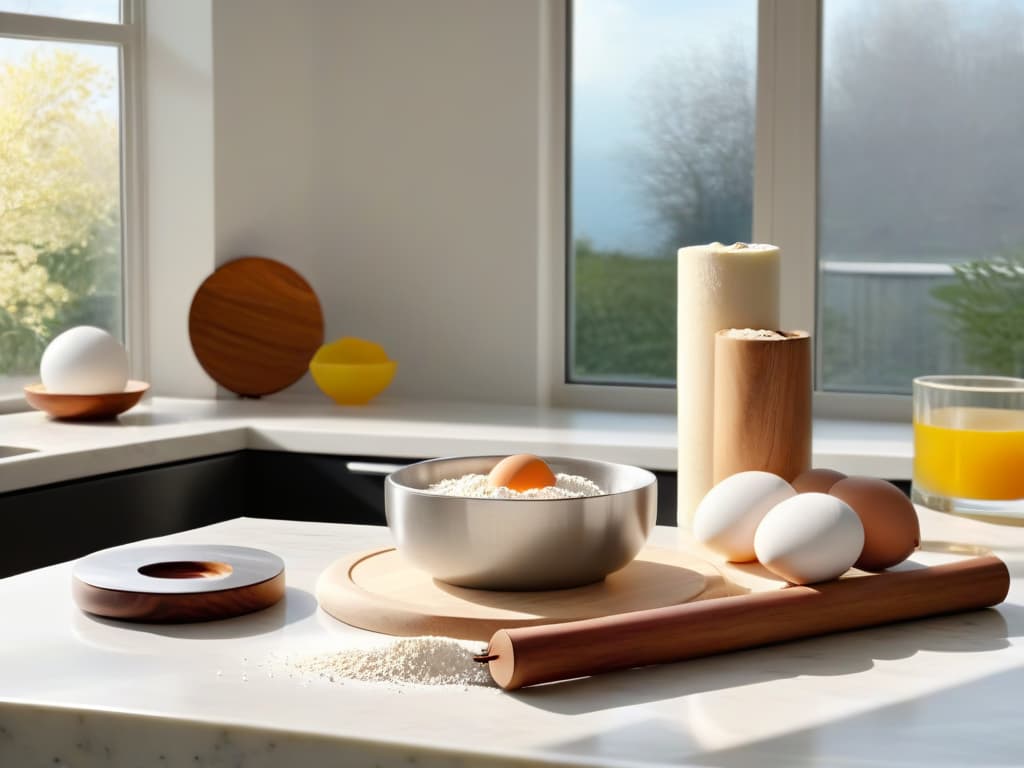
<box><xmin>1</xmin><ymin>509</ymin><xmax>1021</xmax><ymax>767</ymax></box>
<box><xmin>0</xmin><ymin>396</ymin><xmax>912</xmax><ymax>494</ymax></box>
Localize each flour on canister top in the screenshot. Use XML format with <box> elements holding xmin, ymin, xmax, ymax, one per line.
<box><xmin>721</xmin><ymin>328</ymin><xmax>789</xmax><ymax>340</ymax></box>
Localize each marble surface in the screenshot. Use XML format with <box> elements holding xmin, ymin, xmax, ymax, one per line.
<box><xmin>0</xmin><ymin>395</ymin><xmax>912</xmax><ymax>493</ymax></box>
<box><xmin>1</xmin><ymin>510</ymin><xmax>1022</xmax><ymax>767</ymax></box>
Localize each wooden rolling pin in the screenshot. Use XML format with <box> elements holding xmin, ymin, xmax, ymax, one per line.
<box><xmin>477</xmin><ymin>555</ymin><xmax>1009</xmax><ymax>690</ymax></box>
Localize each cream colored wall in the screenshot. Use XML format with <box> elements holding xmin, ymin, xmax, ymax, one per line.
<box><xmin>211</xmin><ymin>0</ymin><xmax>317</xmax><ymax>279</ymax></box>
<box><xmin>145</xmin><ymin>0</ymin><xmax>217</xmax><ymax>399</ymax></box>
<box><xmin>206</xmin><ymin>0</ymin><xmax>547</xmax><ymax>404</ymax></box>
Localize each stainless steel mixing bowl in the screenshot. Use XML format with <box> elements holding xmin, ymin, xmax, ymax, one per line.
<box><xmin>385</xmin><ymin>455</ymin><xmax>657</xmax><ymax>590</ymax></box>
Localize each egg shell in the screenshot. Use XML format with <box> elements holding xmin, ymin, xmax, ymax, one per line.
<box><xmin>791</xmin><ymin>468</ymin><xmax>847</xmax><ymax>494</ymax></box>
<box><xmin>693</xmin><ymin>471</ymin><xmax>796</xmax><ymax>562</ymax></box>
<box><xmin>754</xmin><ymin>493</ymin><xmax>865</xmax><ymax>585</ymax></box>
<box><xmin>40</xmin><ymin>326</ymin><xmax>129</xmax><ymax>395</ymax></box>
<box><xmin>487</xmin><ymin>454</ymin><xmax>557</xmax><ymax>492</ymax></box>
<box><xmin>829</xmin><ymin>476</ymin><xmax>920</xmax><ymax>571</ymax></box>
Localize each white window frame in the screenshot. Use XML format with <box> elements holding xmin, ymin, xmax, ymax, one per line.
<box><xmin>0</xmin><ymin>0</ymin><xmax>147</xmax><ymax>414</ymax></box>
<box><xmin>545</xmin><ymin>0</ymin><xmax>912</xmax><ymax>420</ymax></box>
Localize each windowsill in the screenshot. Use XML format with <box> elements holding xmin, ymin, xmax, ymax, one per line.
<box><xmin>0</xmin><ymin>395</ymin><xmax>913</xmax><ymax>495</ymax></box>
<box><xmin>0</xmin><ymin>376</ymin><xmax>45</xmax><ymax>415</ymax></box>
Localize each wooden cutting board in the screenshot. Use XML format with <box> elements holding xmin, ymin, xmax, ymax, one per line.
<box><xmin>188</xmin><ymin>257</ymin><xmax>324</xmax><ymax>396</ymax></box>
<box><xmin>316</xmin><ymin>546</ymin><xmax>737</xmax><ymax>641</ymax></box>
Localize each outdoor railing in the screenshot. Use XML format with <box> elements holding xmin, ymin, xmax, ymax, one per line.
<box><xmin>818</xmin><ymin>260</ymin><xmax>964</xmax><ymax>393</ymax></box>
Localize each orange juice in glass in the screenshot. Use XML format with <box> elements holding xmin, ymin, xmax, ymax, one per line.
<box><xmin>912</xmin><ymin>375</ymin><xmax>1024</xmax><ymax>523</ymax></box>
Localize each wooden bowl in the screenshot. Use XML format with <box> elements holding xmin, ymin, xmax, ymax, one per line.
<box><xmin>24</xmin><ymin>380</ymin><xmax>150</xmax><ymax>420</ymax></box>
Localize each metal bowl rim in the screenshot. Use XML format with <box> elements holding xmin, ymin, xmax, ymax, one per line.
<box><xmin>386</xmin><ymin>454</ymin><xmax>656</xmax><ymax>503</ymax></box>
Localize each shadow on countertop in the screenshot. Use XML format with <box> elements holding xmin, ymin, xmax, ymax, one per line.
<box><xmin>73</xmin><ymin>585</ymin><xmax>317</xmax><ymax>643</ymax></box>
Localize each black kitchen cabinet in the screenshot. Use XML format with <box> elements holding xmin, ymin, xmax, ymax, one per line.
<box><xmin>0</xmin><ymin>452</ymin><xmax>680</xmax><ymax>578</ymax></box>
<box><xmin>245</xmin><ymin>452</ymin><xmax>418</xmax><ymax>526</ymax></box>
<box><xmin>1</xmin><ymin>453</ymin><xmax>245</xmax><ymax>578</ymax></box>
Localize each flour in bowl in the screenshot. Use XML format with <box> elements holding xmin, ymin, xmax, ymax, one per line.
<box><xmin>427</xmin><ymin>473</ymin><xmax>605</xmax><ymax>499</ymax></box>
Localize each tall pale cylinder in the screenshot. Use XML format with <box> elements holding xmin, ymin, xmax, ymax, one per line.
<box><xmin>677</xmin><ymin>242</ymin><xmax>780</xmax><ymax>528</ymax></box>
<box><xmin>712</xmin><ymin>329</ymin><xmax>811</xmax><ymax>483</ymax></box>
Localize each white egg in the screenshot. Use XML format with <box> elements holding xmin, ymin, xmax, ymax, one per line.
<box><xmin>754</xmin><ymin>493</ymin><xmax>865</xmax><ymax>585</ymax></box>
<box><xmin>40</xmin><ymin>326</ymin><xmax>129</xmax><ymax>395</ymax></box>
<box><xmin>693</xmin><ymin>471</ymin><xmax>796</xmax><ymax>562</ymax></box>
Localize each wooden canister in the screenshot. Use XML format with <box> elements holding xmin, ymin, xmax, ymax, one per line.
<box><xmin>712</xmin><ymin>329</ymin><xmax>811</xmax><ymax>483</ymax></box>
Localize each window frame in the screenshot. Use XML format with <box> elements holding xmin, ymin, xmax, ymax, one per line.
<box><xmin>551</xmin><ymin>0</ymin><xmax>912</xmax><ymax>420</ymax></box>
<box><xmin>0</xmin><ymin>0</ymin><xmax>147</xmax><ymax>414</ymax></box>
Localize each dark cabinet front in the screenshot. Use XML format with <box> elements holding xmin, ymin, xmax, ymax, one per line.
<box><xmin>0</xmin><ymin>451</ymin><xmax>680</xmax><ymax>578</ymax></box>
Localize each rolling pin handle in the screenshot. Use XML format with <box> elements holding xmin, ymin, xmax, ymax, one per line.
<box><xmin>473</xmin><ymin>653</ymin><xmax>500</xmax><ymax>663</ymax></box>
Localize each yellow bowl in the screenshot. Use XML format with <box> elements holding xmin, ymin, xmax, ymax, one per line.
<box><xmin>310</xmin><ymin>337</ymin><xmax>396</xmax><ymax>405</ymax></box>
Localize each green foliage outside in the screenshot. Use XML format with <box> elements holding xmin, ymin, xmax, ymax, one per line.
<box><xmin>572</xmin><ymin>239</ymin><xmax>675</xmax><ymax>383</ymax></box>
<box><xmin>931</xmin><ymin>250</ymin><xmax>1024</xmax><ymax>377</ymax></box>
<box><xmin>0</xmin><ymin>50</ymin><xmax>120</xmax><ymax>376</ymax></box>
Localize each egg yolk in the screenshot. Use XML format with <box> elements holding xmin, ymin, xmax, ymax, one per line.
<box><xmin>487</xmin><ymin>454</ymin><xmax>557</xmax><ymax>492</ymax></box>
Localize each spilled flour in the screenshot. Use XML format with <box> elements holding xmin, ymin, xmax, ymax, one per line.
<box><xmin>283</xmin><ymin>636</ymin><xmax>496</xmax><ymax>688</ymax></box>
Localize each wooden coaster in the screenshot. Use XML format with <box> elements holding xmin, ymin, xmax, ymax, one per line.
<box><xmin>73</xmin><ymin>545</ymin><xmax>285</xmax><ymax>623</ymax></box>
<box><xmin>188</xmin><ymin>256</ymin><xmax>324</xmax><ymax>396</ymax></box>
<box><xmin>316</xmin><ymin>547</ymin><xmax>731</xmax><ymax>641</ymax></box>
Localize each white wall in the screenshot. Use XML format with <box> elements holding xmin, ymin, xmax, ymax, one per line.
<box><xmin>210</xmin><ymin>0</ymin><xmax>319</xmax><ymax>395</ymax></box>
<box><xmin>145</xmin><ymin>0</ymin><xmax>217</xmax><ymax>398</ymax></box>
<box><xmin>212</xmin><ymin>0</ymin><xmax>317</xmax><ymax>279</ymax></box>
<box><xmin>207</xmin><ymin>0</ymin><xmax>547</xmax><ymax>404</ymax></box>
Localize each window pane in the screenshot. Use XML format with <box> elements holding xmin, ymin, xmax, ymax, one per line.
<box><xmin>0</xmin><ymin>1</ymin><xmax>119</xmax><ymax>23</ymax></box>
<box><xmin>819</xmin><ymin>0</ymin><xmax>1024</xmax><ymax>394</ymax></box>
<box><xmin>0</xmin><ymin>38</ymin><xmax>122</xmax><ymax>382</ymax></box>
<box><xmin>569</xmin><ymin>0</ymin><xmax>756</xmax><ymax>385</ymax></box>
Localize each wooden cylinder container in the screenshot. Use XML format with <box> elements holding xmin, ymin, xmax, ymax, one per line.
<box><xmin>712</xmin><ymin>329</ymin><xmax>811</xmax><ymax>483</ymax></box>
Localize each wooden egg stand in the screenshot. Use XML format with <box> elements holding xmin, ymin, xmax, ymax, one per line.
<box><xmin>24</xmin><ymin>380</ymin><xmax>149</xmax><ymax>420</ymax></box>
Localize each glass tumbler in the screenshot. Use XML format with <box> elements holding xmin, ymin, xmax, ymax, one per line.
<box><xmin>912</xmin><ymin>375</ymin><xmax>1024</xmax><ymax>524</ymax></box>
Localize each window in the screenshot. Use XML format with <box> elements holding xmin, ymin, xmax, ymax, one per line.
<box><xmin>0</xmin><ymin>1</ymin><xmax>140</xmax><ymax>402</ymax></box>
<box><xmin>568</xmin><ymin>0</ymin><xmax>757</xmax><ymax>386</ymax></box>
<box><xmin>566</xmin><ymin>0</ymin><xmax>1024</xmax><ymax>408</ymax></box>
<box><xmin>819</xmin><ymin>0</ymin><xmax>1024</xmax><ymax>393</ymax></box>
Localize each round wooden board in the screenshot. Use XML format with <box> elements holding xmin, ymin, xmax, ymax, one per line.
<box><xmin>73</xmin><ymin>545</ymin><xmax>286</xmax><ymax>623</ymax></box>
<box><xmin>188</xmin><ymin>256</ymin><xmax>324</xmax><ymax>396</ymax></box>
<box><xmin>316</xmin><ymin>546</ymin><xmax>733</xmax><ymax>641</ymax></box>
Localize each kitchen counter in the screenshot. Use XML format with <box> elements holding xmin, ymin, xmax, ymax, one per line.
<box><xmin>0</xmin><ymin>396</ymin><xmax>913</xmax><ymax>494</ymax></box>
<box><xmin>1</xmin><ymin>509</ymin><xmax>1021</xmax><ymax>767</ymax></box>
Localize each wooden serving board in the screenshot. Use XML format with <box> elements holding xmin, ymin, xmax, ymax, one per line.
<box><xmin>316</xmin><ymin>546</ymin><xmax>739</xmax><ymax>641</ymax></box>
<box><xmin>188</xmin><ymin>256</ymin><xmax>324</xmax><ymax>397</ymax></box>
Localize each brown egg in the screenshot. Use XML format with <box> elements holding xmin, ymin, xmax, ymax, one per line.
<box><xmin>487</xmin><ymin>454</ymin><xmax>557</xmax><ymax>492</ymax></box>
<box><xmin>829</xmin><ymin>476</ymin><xmax>920</xmax><ymax>571</ymax></box>
<box><xmin>791</xmin><ymin>468</ymin><xmax>847</xmax><ymax>494</ymax></box>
